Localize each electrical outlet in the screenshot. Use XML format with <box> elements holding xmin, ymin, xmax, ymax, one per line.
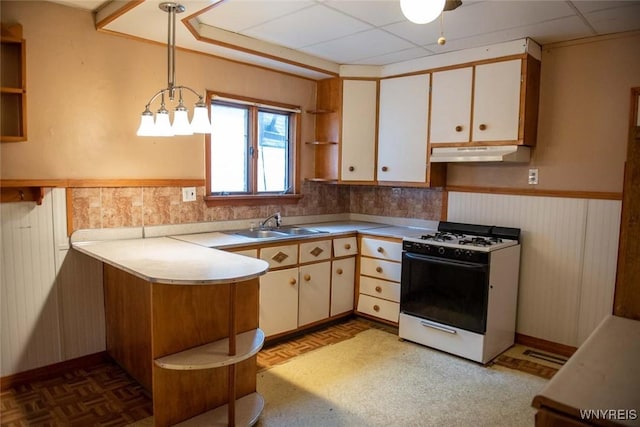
<box><xmin>182</xmin><ymin>187</ymin><xmax>196</xmax><ymax>202</ymax></box>
<box><xmin>528</xmin><ymin>168</ymin><xmax>539</xmax><ymax>185</ymax></box>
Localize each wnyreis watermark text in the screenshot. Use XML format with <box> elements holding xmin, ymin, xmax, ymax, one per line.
<box><xmin>580</xmin><ymin>409</ymin><xmax>638</xmax><ymax>421</ymax></box>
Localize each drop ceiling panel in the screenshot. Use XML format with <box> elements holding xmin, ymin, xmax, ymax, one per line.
<box><xmin>324</xmin><ymin>0</ymin><xmax>407</xmax><ymax>27</ymax></box>
<box><xmin>583</xmin><ymin>4</ymin><xmax>640</xmax><ymax>34</ymax></box>
<box><xmin>302</xmin><ymin>28</ymin><xmax>417</xmax><ymax>63</ymax></box>
<box><xmin>352</xmin><ymin>46</ymin><xmax>434</xmax><ymax>66</ymax></box>
<box><xmin>242</xmin><ymin>4</ymin><xmax>372</xmax><ymax>49</ymax></box>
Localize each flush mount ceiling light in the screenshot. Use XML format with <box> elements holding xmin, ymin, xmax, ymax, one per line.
<box><xmin>137</xmin><ymin>2</ymin><xmax>212</xmax><ymax>137</ymax></box>
<box><xmin>401</xmin><ymin>0</ymin><xmax>462</xmax><ymax>25</ymax></box>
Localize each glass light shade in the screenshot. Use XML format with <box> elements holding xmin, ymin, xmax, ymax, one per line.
<box><xmin>172</xmin><ymin>109</ymin><xmax>193</xmax><ymax>135</ymax></box>
<box><xmin>137</xmin><ymin>112</ymin><xmax>156</xmax><ymax>136</ymax></box>
<box><xmin>155</xmin><ymin>110</ymin><xmax>174</xmax><ymax>137</ymax></box>
<box><xmin>400</xmin><ymin>0</ymin><xmax>446</xmax><ymax>24</ymax></box>
<box><xmin>191</xmin><ymin>105</ymin><xmax>212</xmax><ymax>134</ymax></box>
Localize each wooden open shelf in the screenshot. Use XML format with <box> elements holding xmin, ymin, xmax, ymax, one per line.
<box><xmin>174</xmin><ymin>392</ymin><xmax>264</xmax><ymax>427</ymax></box>
<box><xmin>1</xmin><ymin>23</ymin><xmax>27</xmax><ymax>142</ymax></box>
<box><xmin>0</xmin><ymin>186</ymin><xmax>45</xmax><ymax>205</ymax></box>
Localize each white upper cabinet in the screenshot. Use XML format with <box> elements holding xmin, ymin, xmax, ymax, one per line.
<box><xmin>429</xmin><ymin>67</ymin><xmax>473</xmax><ymax>144</ymax></box>
<box><xmin>340</xmin><ymin>79</ymin><xmax>377</xmax><ymax>182</ymax></box>
<box><xmin>472</xmin><ymin>59</ymin><xmax>522</xmax><ymax>142</ymax></box>
<box><xmin>378</xmin><ymin>74</ymin><xmax>430</xmax><ymax>183</ymax></box>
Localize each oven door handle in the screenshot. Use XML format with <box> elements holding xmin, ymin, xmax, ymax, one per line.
<box><xmin>420</xmin><ymin>320</ymin><xmax>457</xmax><ymax>334</ymax></box>
<box><xmin>403</xmin><ymin>252</ymin><xmax>487</xmax><ymax>271</ymax></box>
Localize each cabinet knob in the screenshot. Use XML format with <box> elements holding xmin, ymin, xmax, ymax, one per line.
<box><xmin>344</xmin><ymin>243</ymin><xmax>351</xmax><ymax>250</ymax></box>
<box><xmin>455</xmin><ymin>125</ymin><xmax>463</xmax><ymax>132</ymax></box>
<box><xmin>304</xmin><ymin>274</ymin><xmax>311</xmax><ymax>282</ymax></box>
<box><xmin>289</xmin><ymin>278</ymin><xmax>297</xmax><ymax>285</ymax></box>
<box><xmin>373</xmin><ymin>304</ymin><xmax>380</xmax><ymax>312</ymax></box>
<box><xmin>381</xmin><ymin>166</ymin><xmax>388</xmax><ymax>172</ymax></box>
<box><xmin>349</xmin><ymin>166</ymin><xmax>355</xmax><ymax>172</ymax></box>
<box><xmin>377</xmin><ymin>247</ymin><xmax>384</xmax><ymax>253</ymax></box>
<box><xmin>336</xmin><ymin>268</ymin><xmax>343</xmax><ymax>275</ymax></box>
<box><xmin>478</xmin><ymin>124</ymin><xmax>487</xmax><ymax>131</ymax></box>
<box><xmin>375</xmin><ymin>286</ymin><xmax>382</xmax><ymax>293</ymax></box>
<box><xmin>376</xmin><ymin>266</ymin><xmax>383</xmax><ymax>273</ymax></box>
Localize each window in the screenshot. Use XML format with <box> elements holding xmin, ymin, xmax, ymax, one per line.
<box><xmin>205</xmin><ymin>93</ymin><xmax>301</xmax><ymax>204</ymax></box>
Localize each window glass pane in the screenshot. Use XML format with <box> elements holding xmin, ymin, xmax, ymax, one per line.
<box><xmin>210</xmin><ymin>104</ymin><xmax>249</xmax><ymax>193</ymax></box>
<box><xmin>257</xmin><ymin>111</ymin><xmax>290</xmax><ymax>193</ymax></box>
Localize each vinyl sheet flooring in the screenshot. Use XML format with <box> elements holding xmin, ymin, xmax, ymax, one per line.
<box><xmin>0</xmin><ymin>317</ymin><xmax>563</xmax><ymax>426</ymax></box>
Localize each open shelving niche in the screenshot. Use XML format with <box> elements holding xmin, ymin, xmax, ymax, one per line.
<box><xmin>1</xmin><ymin>23</ymin><xmax>27</xmax><ymax>142</ymax></box>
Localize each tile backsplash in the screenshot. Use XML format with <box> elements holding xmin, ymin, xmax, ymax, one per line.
<box><xmin>70</xmin><ymin>182</ymin><xmax>443</xmax><ymax>232</ymax></box>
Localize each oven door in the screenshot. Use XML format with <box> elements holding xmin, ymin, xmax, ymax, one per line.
<box><xmin>400</xmin><ymin>252</ymin><xmax>489</xmax><ymax>334</ymax></box>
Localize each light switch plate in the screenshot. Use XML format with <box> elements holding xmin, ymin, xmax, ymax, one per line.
<box><xmin>528</xmin><ymin>168</ymin><xmax>539</xmax><ymax>185</ymax></box>
<box><xmin>182</xmin><ymin>187</ymin><xmax>196</xmax><ymax>202</ymax></box>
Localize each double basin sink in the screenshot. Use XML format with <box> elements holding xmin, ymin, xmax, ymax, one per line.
<box><xmin>232</xmin><ymin>225</ymin><xmax>327</xmax><ymax>239</ymax></box>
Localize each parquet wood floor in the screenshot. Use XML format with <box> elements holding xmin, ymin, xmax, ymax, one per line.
<box><xmin>0</xmin><ymin>317</ymin><xmax>556</xmax><ymax>426</ymax></box>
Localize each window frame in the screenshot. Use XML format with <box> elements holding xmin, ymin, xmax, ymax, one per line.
<box><xmin>204</xmin><ymin>91</ymin><xmax>302</xmax><ymax>206</ymax></box>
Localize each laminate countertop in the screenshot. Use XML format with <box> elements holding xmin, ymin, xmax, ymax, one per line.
<box><xmin>73</xmin><ymin>237</ymin><xmax>269</xmax><ymax>285</ymax></box>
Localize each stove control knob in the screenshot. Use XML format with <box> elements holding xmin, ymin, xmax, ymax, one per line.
<box><xmin>454</xmin><ymin>249</ymin><xmax>462</xmax><ymax>257</ymax></box>
<box><xmin>465</xmin><ymin>250</ymin><xmax>473</xmax><ymax>258</ymax></box>
<box><xmin>438</xmin><ymin>246</ymin><xmax>445</xmax><ymax>255</ymax></box>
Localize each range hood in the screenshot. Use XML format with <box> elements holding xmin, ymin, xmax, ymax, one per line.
<box><xmin>430</xmin><ymin>145</ymin><xmax>531</xmax><ymax>163</ymax></box>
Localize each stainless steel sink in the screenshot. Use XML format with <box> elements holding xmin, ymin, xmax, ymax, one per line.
<box><xmin>234</xmin><ymin>229</ymin><xmax>288</xmax><ymax>238</ymax></box>
<box><xmin>233</xmin><ymin>226</ymin><xmax>326</xmax><ymax>239</ymax></box>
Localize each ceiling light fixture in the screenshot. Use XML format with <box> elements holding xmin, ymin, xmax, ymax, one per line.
<box><xmin>137</xmin><ymin>2</ymin><xmax>211</xmax><ymax>137</ymax></box>
<box><xmin>400</xmin><ymin>0</ymin><xmax>446</xmax><ymax>24</ymax></box>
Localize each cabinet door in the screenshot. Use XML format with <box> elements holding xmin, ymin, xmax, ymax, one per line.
<box><xmin>259</xmin><ymin>268</ymin><xmax>299</xmax><ymax>337</ymax></box>
<box><xmin>341</xmin><ymin>80</ymin><xmax>377</xmax><ymax>182</ymax></box>
<box><xmin>331</xmin><ymin>257</ymin><xmax>355</xmax><ymax>316</ymax></box>
<box><xmin>429</xmin><ymin>67</ymin><xmax>472</xmax><ymax>144</ymax></box>
<box><xmin>378</xmin><ymin>74</ymin><xmax>429</xmax><ymax>183</ymax></box>
<box><xmin>298</xmin><ymin>262</ymin><xmax>331</xmax><ymax>327</ymax></box>
<box><xmin>472</xmin><ymin>59</ymin><xmax>522</xmax><ymax>142</ymax></box>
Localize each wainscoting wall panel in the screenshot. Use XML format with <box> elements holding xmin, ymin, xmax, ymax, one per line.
<box><xmin>1</xmin><ymin>190</ymin><xmax>62</xmax><ymax>376</ymax></box>
<box><xmin>447</xmin><ymin>192</ymin><xmax>621</xmax><ymax>347</ymax></box>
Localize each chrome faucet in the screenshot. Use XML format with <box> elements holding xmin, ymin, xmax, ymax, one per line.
<box><xmin>260</xmin><ymin>212</ymin><xmax>282</xmax><ymax>229</ymax></box>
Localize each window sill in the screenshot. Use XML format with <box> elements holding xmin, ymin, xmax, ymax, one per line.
<box><xmin>204</xmin><ymin>194</ymin><xmax>303</xmax><ymax>207</ymax></box>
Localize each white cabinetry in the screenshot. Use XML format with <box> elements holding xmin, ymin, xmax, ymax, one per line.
<box><xmin>340</xmin><ymin>79</ymin><xmax>377</xmax><ymax>182</ymax></box>
<box><xmin>331</xmin><ymin>257</ymin><xmax>355</xmax><ymax>316</ymax></box>
<box><xmin>429</xmin><ymin>56</ymin><xmax>540</xmax><ymax>147</ymax></box>
<box><xmin>259</xmin><ymin>267</ymin><xmax>299</xmax><ymax>337</ymax></box>
<box><xmin>299</xmin><ymin>261</ymin><xmax>331</xmax><ymax>326</ymax></box>
<box><xmin>356</xmin><ymin>236</ymin><xmax>403</xmax><ymax>324</ymax></box>
<box><xmin>378</xmin><ymin>74</ymin><xmax>430</xmax><ymax>183</ymax></box>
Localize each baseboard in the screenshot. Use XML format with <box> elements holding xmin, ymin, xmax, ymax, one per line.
<box><xmin>0</xmin><ymin>351</ymin><xmax>111</xmax><ymax>391</ymax></box>
<box><xmin>515</xmin><ymin>333</ymin><xmax>577</xmax><ymax>358</ymax></box>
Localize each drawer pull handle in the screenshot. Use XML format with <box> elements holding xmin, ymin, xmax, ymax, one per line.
<box><xmin>377</xmin><ymin>247</ymin><xmax>384</xmax><ymax>253</ymax></box>
<box><xmin>271</xmin><ymin>251</ymin><xmax>289</xmax><ymax>264</ymax></box>
<box><xmin>420</xmin><ymin>320</ymin><xmax>457</xmax><ymax>334</ymax></box>
<box><xmin>310</xmin><ymin>246</ymin><xmax>324</xmax><ymax>257</ymax></box>
<box><xmin>344</xmin><ymin>243</ymin><xmax>351</xmax><ymax>250</ymax></box>
<box><xmin>455</xmin><ymin>125</ymin><xmax>463</xmax><ymax>132</ymax></box>
<box><xmin>336</xmin><ymin>268</ymin><xmax>343</xmax><ymax>275</ymax></box>
<box><xmin>373</xmin><ymin>304</ymin><xmax>380</xmax><ymax>312</ymax></box>
<box><xmin>303</xmin><ymin>274</ymin><xmax>311</xmax><ymax>282</ymax></box>
<box><xmin>478</xmin><ymin>123</ymin><xmax>487</xmax><ymax>131</ymax></box>
<box><xmin>289</xmin><ymin>278</ymin><xmax>297</xmax><ymax>285</ymax></box>
<box><xmin>375</xmin><ymin>266</ymin><xmax>383</xmax><ymax>273</ymax></box>
<box><xmin>349</xmin><ymin>166</ymin><xmax>355</xmax><ymax>172</ymax></box>
<box><xmin>375</xmin><ymin>286</ymin><xmax>382</xmax><ymax>293</ymax></box>
<box><xmin>381</xmin><ymin>166</ymin><xmax>388</xmax><ymax>172</ymax></box>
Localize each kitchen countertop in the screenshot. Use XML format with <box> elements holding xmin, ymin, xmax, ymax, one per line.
<box><xmin>73</xmin><ymin>237</ymin><xmax>269</xmax><ymax>285</ymax></box>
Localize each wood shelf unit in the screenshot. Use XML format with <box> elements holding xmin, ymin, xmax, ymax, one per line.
<box><xmin>175</xmin><ymin>392</ymin><xmax>264</xmax><ymax>427</ymax></box>
<box><xmin>0</xmin><ymin>186</ymin><xmax>45</xmax><ymax>205</ymax></box>
<box><xmin>1</xmin><ymin>24</ymin><xmax>27</xmax><ymax>142</ymax></box>
<box><xmin>306</xmin><ymin>78</ymin><xmax>340</xmax><ymax>182</ymax></box>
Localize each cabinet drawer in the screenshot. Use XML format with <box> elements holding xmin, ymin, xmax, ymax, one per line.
<box><xmin>299</xmin><ymin>239</ymin><xmax>332</xmax><ymax>264</ymax></box>
<box><xmin>360</xmin><ymin>237</ymin><xmax>402</xmax><ymax>261</ymax></box>
<box><xmin>360</xmin><ymin>257</ymin><xmax>401</xmax><ymax>282</ymax></box>
<box><xmin>260</xmin><ymin>244</ymin><xmax>298</xmax><ymax>269</ymax></box>
<box><xmin>229</xmin><ymin>248</ymin><xmax>258</xmax><ymax>258</ymax></box>
<box><xmin>359</xmin><ymin>276</ymin><xmax>400</xmax><ymax>302</ymax></box>
<box><xmin>357</xmin><ymin>294</ymin><xmax>399</xmax><ymax>323</ymax></box>
<box><xmin>333</xmin><ymin>236</ymin><xmax>358</xmax><ymax>258</ymax></box>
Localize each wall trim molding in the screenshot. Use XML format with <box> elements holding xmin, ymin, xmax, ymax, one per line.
<box><xmin>446</xmin><ymin>185</ymin><xmax>622</xmax><ymax>201</ymax></box>
<box><xmin>515</xmin><ymin>333</ymin><xmax>577</xmax><ymax>358</ymax></box>
<box><xmin>1</xmin><ymin>179</ymin><xmax>206</xmax><ymax>188</ymax></box>
<box><xmin>0</xmin><ymin>352</ymin><xmax>111</xmax><ymax>391</ymax></box>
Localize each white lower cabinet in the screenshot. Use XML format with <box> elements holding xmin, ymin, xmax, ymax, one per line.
<box><xmin>331</xmin><ymin>257</ymin><xmax>356</xmax><ymax>316</ymax></box>
<box><xmin>298</xmin><ymin>261</ymin><xmax>331</xmax><ymax>327</ymax></box>
<box><xmin>259</xmin><ymin>267</ymin><xmax>299</xmax><ymax>337</ymax></box>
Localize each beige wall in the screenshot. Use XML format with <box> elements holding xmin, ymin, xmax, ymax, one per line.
<box><xmin>0</xmin><ymin>1</ymin><xmax>316</xmax><ymax>180</ymax></box>
<box><xmin>447</xmin><ymin>32</ymin><xmax>640</xmax><ymax>193</ymax></box>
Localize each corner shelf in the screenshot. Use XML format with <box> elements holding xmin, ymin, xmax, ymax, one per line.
<box><xmin>155</xmin><ymin>329</ymin><xmax>264</xmax><ymax>370</ymax></box>
<box><xmin>175</xmin><ymin>392</ymin><xmax>264</xmax><ymax>427</ymax></box>
<box><xmin>1</xmin><ymin>24</ymin><xmax>27</xmax><ymax>142</ymax></box>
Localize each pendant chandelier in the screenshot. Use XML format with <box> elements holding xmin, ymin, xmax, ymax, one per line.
<box><xmin>137</xmin><ymin>2</ymin><xmax>212</xmax><ymax>137</ymax></box>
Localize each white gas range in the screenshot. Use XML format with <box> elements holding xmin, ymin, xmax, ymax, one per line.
<box><xmin>399</xmin><ymin>221</ymin><xmax>522</xmax><ymax>364</ymax></box>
